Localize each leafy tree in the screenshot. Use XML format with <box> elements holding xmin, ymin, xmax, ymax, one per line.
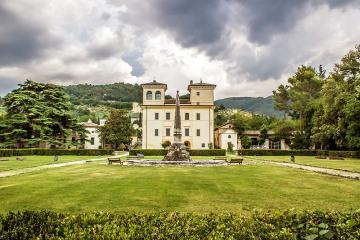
<box><xmin>240</xmin><ymin>136</ymin><xmax>252</xmax><ymax>149</ymax></box>
<box><xmin>312</xmin><ymin>45</ymin><xmax>360</xmax><ymax>149</ymax></box>
<box><xmin>230</xmin><ymin>113</ymin><xmax>249</xmax><ymax>135</ymax></box>
<box><xmin>214</xmin><ymin>104</ymin><xmax>228</xmax><ymax>127</ymax></box>
<box><xmin>0</xmin><ymin>80</ymin><xmax>82</xmax><ymax>148</ymax></box>
<box><xmin>99</xmin><ymin>109</ymin><xmax>134</xmax><ymax>149</ymax></box>
<box><xmin>273</xmin><ymin>65</ymin><xmax>324</xmax><ymax>148</ymax></box>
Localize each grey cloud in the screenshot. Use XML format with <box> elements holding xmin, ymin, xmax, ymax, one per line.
<box><xmin>87</xmin><ymin>44</ymin><xmax>119</xmax><ymax>60</ymax></box>
<box><xmin>153</xmin><ymin>0</ymin><xmax>229</xmax><ymax>48</ymax></box>
<box><xmin>0</xmin><ymin>3</ymin><xmax>59</xmax><ymax>66</ymax></box>
<box><xmin>0</xmin><ymin>78</ymin><xmax>22</xmax><ymax>96</ymax></box>
<box><xmin>122</xmin><ymin>52</ymin><xmax>145</xmax><ymax>77</ymax></box>
<box><xmin>236</xmin><ymin>0</ymin><xmax>359</xmax><ymax>45</ymax></box>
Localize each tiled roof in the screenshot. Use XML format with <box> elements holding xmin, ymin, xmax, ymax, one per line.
<box><xmin>141</xmin><ymin>80</ymin><xmax>167</xmax><ymax>86</ymax></box>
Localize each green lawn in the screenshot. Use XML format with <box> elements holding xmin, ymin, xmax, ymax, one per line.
<box><xmin>0</xmin><ymin>155</ymin><xmax>110</xmax><ymax>172</ymax></box>
<box><xmin>245</xmin><ymin>155</ymin><xmax>360</xmax><ymax>173</ymax></box>
<box><xmin>0</xmin><ymin>162</ymin><xmax>359</xmax><ymax>213</ymax></box>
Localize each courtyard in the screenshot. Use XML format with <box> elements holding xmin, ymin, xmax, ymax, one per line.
<box><xmin>0</xmin><ymin>155</ymin><xmax>359</xmax><ymax>214</ymax></box>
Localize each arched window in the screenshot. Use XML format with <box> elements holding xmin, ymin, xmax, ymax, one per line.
<box><xmin>155</xmin><ymin>91</ymin><xmax>161</xmax><ymax>100</ymax></box>
<box><xmin>146</xmin><ymin>91</ymin><xmax>152</xmax><ymax>100</ymax></box>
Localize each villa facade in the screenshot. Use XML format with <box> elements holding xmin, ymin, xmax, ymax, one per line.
<box><xmin>141</xmin><ymin>80</ymin><xmax>216</xmax><ymax>149</ymax></box>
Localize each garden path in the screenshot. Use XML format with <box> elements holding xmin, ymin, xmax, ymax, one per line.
<box><xmin>250</xmin><ymin>158</ymin><xmax>360</xmax><ymax>180</ymax></box>
<box><xmin>0</xmin><ymin>152</ymin><xmax>128</xmax><ymax>178</ymax></box>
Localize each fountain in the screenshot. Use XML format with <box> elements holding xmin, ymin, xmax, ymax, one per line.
<box><xmin>163</xmin><ymin>90</ymin><xmax>191</xmax><ymax>161</ymax></box>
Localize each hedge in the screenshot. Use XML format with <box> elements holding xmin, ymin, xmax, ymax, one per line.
<box><xmin>0</xmin><ymin>149</ymin><xmax>114</xmax><ymax>157</ymax></box>
<box><xmin>130</xmin><ymin>149</ymin><xmax>226</xmax><ymax>156</ymax></box>
<box><xmin>238</xmin><ymin>149</ymin><xmax>360</xmax><ymax>158</ymax></box>
<box><xmin>0</xmin><ymin>210</ymin><xmax>359</xmax><ymax>239</ymax></box>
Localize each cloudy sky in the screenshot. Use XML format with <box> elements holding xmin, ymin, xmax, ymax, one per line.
<box><xmin>0</xmin><ymin>0</ymin><xmax>359</xmax><ymax>98</ymax></box>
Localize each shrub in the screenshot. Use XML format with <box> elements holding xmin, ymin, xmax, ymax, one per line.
<box><xmin>238</xmin><ymin>149</ymin><xmax>360</xmax><ymax>158</ymax></box>
<box><xmin>227</xmin><ymin>142</ymin><xmax>233</xmax><ymax>152</ymax></box>
<box><xmin>0</xmin><ymin>210</ymin><xmax>359</xmax><ymax>239</ymax></box>
<box><xmin>130</xmin><ymin>149</ymin><xmax>226</xmax><ymax>156</ymax></box>
<box><xmin>161</xmin><ymin>141</ymin><xmax>171</xmax><ymax>149</ymax></box>
<box><xmin>0</xmin><ymin>149</ymin><xmax>113</xmax><ymax>157</ymax></box>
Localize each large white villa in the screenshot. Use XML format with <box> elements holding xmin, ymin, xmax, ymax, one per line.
<box><xmin>141</xmin><ymin>80</ymin><xmax>216</xmax><ymax>149</ymax></box>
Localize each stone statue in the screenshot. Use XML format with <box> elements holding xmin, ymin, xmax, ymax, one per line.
<box><xmin>163</xmin><ymin>90</ymin><xmax>191</xmax><ymax>161</ymax></box>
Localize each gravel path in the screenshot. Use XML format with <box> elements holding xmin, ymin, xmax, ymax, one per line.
<box><xmin>0</xmin><ymin>153</ymin><xmax>128</xmax><ymax>178</ymax></box>
<box><xmin>252</xmin><ymin>158</ymin><xmax>360</xmax><ymax>180</ymax></box>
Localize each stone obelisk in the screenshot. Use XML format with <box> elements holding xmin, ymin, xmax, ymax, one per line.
<box><xmin>173</xmin><ymin>90</ymin><xmax>182</xmax><ymax>143</ymax></box>
<box><xmin>163</xmin><ymin>91</ymin><xmax>191</xmax><ymax>161</ymax></box>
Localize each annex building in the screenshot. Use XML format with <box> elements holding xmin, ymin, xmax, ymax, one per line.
<box><xmin>141</xmin><ymin>80</ymin><xmax>216</xmax><ymax>149</ymax></box>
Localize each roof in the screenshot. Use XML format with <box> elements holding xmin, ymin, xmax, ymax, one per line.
<box><xmin>188</xmin><ymin>81</ymin><xmax>216</xmax><ymax>90</ymax></box>
<box><xmin>141</xmin><ymin>80</ymin><xmax>167</xmax><ymax>86</ymax></box>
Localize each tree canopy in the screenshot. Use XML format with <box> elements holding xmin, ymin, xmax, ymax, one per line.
<box><xmin>0</xmin><ymin>80</ymin><xmax>85</xmax><ymax>148</ymax></box>
<box><xmin>98</xmin><ymin>109</ymin><xmax>134</xmax><ymax>149</ymax></box>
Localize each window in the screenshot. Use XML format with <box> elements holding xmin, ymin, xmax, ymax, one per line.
<box><xmin>196</xmin><ymin>113</ymin><xmax>200</xmax><ymax>120</ymax></box>
<box><xmin>155</xmin><ymin>129</ymin><xmax>159</xmax><ymax>136</ymax></box>
<box><xmin>228</xmin><ymin>134</ymin><xmax>231</xmax><ymax>138</ymax></box>
<box><xmin>90</xmin><ymin>137</ymin><xmax>95</xmax><ymax>145</ymax></box>
<box><xmin>146</xmin><ymin>91</ymin><xmax>152</xmax><ymax>100</ymax></box>
<box><xmin>166</xmin><ymin>112</ymin><xmax>170</xmax><ymax>120</ymax></box>
<box><xmin>185</xmin><ymin>112</ymin><xmax>189</xmax><ymax>120</ymax></box>
<box><xmin>155</xmin><ymin>112</ymin><xmax>159</xmax><ymax>120</ymax></box>
<box><xmin>196</xmin><ymin>129</ymin><xmax>200</xmax><ymax>136</ymax></box>
<box><xmin>155</xmin><ymin>91</ymin><xmax>161</xmax><ymax>100</ymax></box>
<box><xmin>202</xmin><ymin>143</ymin><xmax>205</xmax><ymax>148</ymax></box>
<box><xmin>166</xmin><ymin>128</ymin><xmax>171</xmax><ymax>136</ymax></box>
<box><xmin>185</xmin><ymin>128</ymin><xmax>189</xmax><ymax>136</ymax></box>
<box><xmin>196</xmin><ymin>92</ymin><xmax>200</xmax><ymax>96</ymax></box>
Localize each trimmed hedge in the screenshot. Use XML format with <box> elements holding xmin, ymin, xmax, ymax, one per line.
<box><xmin>0</xmin><ymin>149</ymin><xmax>113</xmax><ymax>157</ymax></box>
<box><xmin>0</xmin><ymin>210</ymin><xmax>359</xmax><ymax>239</ymax></box>
<box><xmin>130</xmin><ymin>149</ymin><xmax>226</xmax><ymax>156</ymax></box>
<box><xmin>238</xmin><ymin>149</ymin><xmax>360</xmax><ymax>158</ymax></box>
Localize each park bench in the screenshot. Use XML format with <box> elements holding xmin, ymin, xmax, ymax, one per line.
<box><xmin>107</xmin><ymin>157</ymin><xmax>123</xmax><ymax>165</ymax></box>
<box><xmin>329</xmin><ymin>156</ymin><xmax>344</xmax><ymax>160</ymax></box>
<box><xmin>213</xmin><ymin>156</ymin><xmax>227</xmax><ymax>161</ymax></box>
<box><xmin>228</xmin><ymin>158</ymin><xmax>243</xmax><ymax>164</ymax></box>
<box><xmin>16</xmin><ymin>157</ymin><xmax>26</xmax><ymax>161</ymax></box>
<box><xmin>0</xmin><ymin>158</ymin><xmax>10</xmax><ymax>161</ymax></box>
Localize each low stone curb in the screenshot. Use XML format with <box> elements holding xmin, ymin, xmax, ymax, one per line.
<box><xmin>249</xmin><ymin>157</ymin><xmax>360</xmax><ymax>180</ymax></box>
<box><xmin>0</xmin><ymin>153</ymin><xmax>129</xmax><ymax>178</ymax></box>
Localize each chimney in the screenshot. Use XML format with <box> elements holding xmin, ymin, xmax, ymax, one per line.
<box><xmin>190</xmin><ymin>80</ymin><xmax>193</xmax><ymax>84</ymax></box>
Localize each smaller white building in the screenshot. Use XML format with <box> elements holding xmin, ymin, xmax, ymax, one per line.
<box><xmin>214</xmin><ymin>123</ymin><xmax>238</xmax><ymax>150</ymax></box>
<box><xmin>82</xmin><ymin>119</ymin><xmax>104</xmax><ymax>149</ymax></box>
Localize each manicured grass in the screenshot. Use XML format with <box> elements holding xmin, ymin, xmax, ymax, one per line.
<box><xmin>0</xmin><ymin>162</ymin><xmax>359</xmax><ymax>213</ymax></box>
<box><xmin>0</xmin><ymin>155</ymin><xmax>110</xmax><ymax>172</ymax></box>
<box><xmin>245</xmin><ymin>155</ymin><xmax>360</xmax><ymax>172</ymax></box>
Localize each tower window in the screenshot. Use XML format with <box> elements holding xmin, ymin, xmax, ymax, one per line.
<box><xmin>155</xmin><ymin>91</ymin><xmax>161</xmax><ymax>100</ymax></box>
<box><xmin>146</xmin><ymin>91</ymin><xmax>152</xmax><ymax>100</ymax></box>
<box><xmin>166</xmin><ymin>128</ymin><xmax>171</xmax><ymax>136</ymax></box>
<box><xmin>166</xmin><ymin>112</ymin><xmax>170</xmax><ymax>120</ymax></box>
<box><xmin>155</xmin><ymin>112</ymin><xmax>159</xmax><ymax>120</ymax></box>
<box><xmin>228</xmin><ymin>135</ymin><xmax>231</xmax><ymax>138</ymax></box>
<box><xmin>90</xmin><ymin>137</ymin><xmax>95</xmax><ymax>145</ymax></box>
